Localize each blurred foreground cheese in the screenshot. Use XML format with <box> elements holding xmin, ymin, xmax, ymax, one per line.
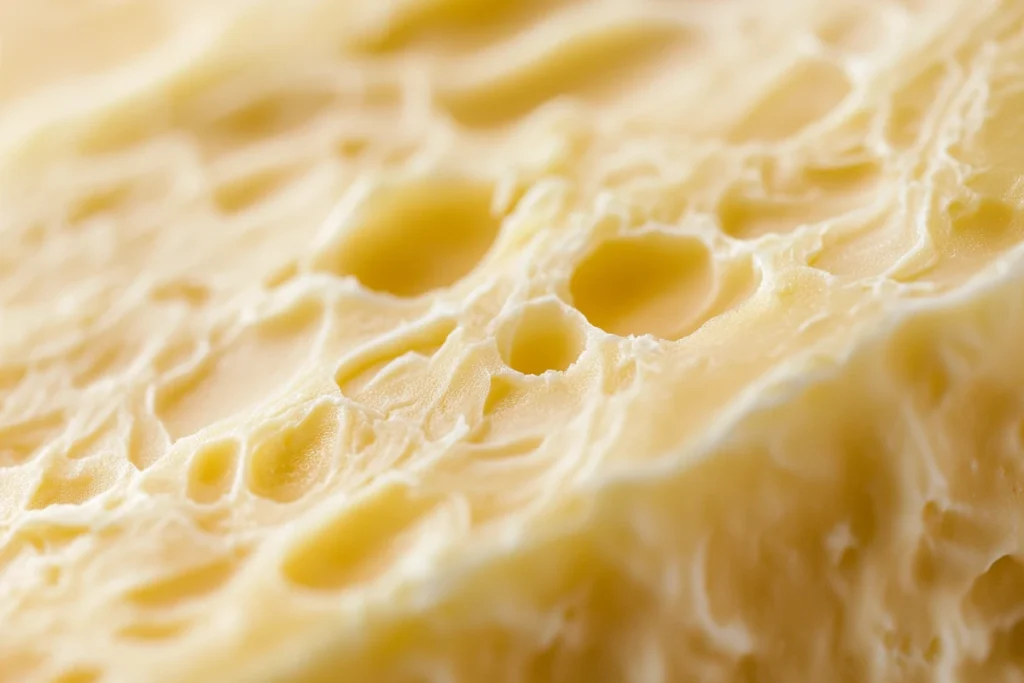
<box><xmin>3</xmin><ymin>0</ymin><xmax>1024</xmax><ymax>681</ymax></box>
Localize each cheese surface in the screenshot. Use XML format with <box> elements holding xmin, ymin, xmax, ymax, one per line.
<box><xmin>3</xmin><ymin>0</ymin><xmax>1024</xmax><ymax>681</ymax></box>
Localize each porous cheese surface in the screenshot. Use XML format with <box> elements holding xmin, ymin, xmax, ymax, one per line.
<box><xmin>2</xmin><ymin>0</ymin><xmax>1024</xmax><ymax>681</ymax></box>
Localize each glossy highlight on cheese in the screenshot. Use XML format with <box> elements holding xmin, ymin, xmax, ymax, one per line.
<box><xmin>3</xmin><ymin>0</ymin><xmax>1024</xmax><ymax>681</ymax></box>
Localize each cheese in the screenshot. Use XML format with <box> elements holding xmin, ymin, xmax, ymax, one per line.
<box><xmin>2</xmin><ymin>0</ymin><xmax>1024</xmax><ymax>681</ymax></box>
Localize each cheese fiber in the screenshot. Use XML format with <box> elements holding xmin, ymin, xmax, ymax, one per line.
<box><xmin>2</xmin><ymin>0</ymin><xmax>1024</xmax><ymax>681</ymax></box>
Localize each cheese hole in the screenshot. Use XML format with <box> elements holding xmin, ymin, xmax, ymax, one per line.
<box><xmin>51</xmin><ymin>666</ymin><xmax>101</xmax><ymax>683</ymax></box>
<box><xmin>41</xmin><ymin>565</ymin><xmax>62</xmax><ymax>587</ymax></box>
<box><xmin>348</xmin><ymin>0</ymin><xmax>559</xmax><ymax>54</ymax></box>
<box><xmin>67</xmin><ymin>184</ymin><xmax>132</xmax><ymax>225</ymax></box>
<box><xmin>498</xmin><ymin>301</ymin><xmax>585</xmax><ymax>375</ymax></box>
<box><xmin>150</xmin><ymin>278</ymin><xmax>211</xmax><ymax>307</ymax></box>
<box><xmin>186</xmin><ymin>440</ymin><xmax>239</xmax><ymax>505</ymax></box>
<box><xmin>888</xmin><ymin>323</ymin><xmax>950</xmax><ymax>409</ymax></box>
<box><xmin>246</xmin><ymin>402</ymin><xmax>338</xmax><ymax>503</ymax></box>
<box><xmin>464</xmin><ymin>434</ymin><xmax>545</xmax><ymax>461</ymax></box>
<box><xmin>195</xmin><ymin>88</ymin><xmax>336</xmax><ymax>151</ymax></box>
<box><xmin>12</xmin><ymin>524</ymin><xmax>88</xmax><ymax>556</ymax></box>
<box><xmin>212</xmin><ymin>167</ymin><xmax>299</xmax><ymax>214</ymax></box>
<box><xmin>334</xmin><ymin>136</ymin><xmax>370</xmax><ymax>160</ymax></box>
<box><xmin>125</xmin><ymin>557</ymin><xmax>240</xmax><ymax>609</ymax></box>
<box><xmin>314</xmin><ymin>178</ymin><xmax>500</xmax><ymax>297</ymax></box>
<box><xmin>948</xmin><ymin>196</ymin><xmax>1018</xmax><ymax>253</ymax></box>
<box><xmin>0</xmin><ymin>364</ymin><xmax>26</xmax><ymax>399</ymax></box>
<box><xmin>482</xmin><ymin>374</ymin><xmax>523</xmax><ymax>417</ymax></box>
<box><xmin>117</xmin><ymin>620</ymin><xmax>190</xmax><ymax>642</ymax></box>
<box><xmin>569</xmin><ymin>232</ymin><xmax>714</xmax><ymax>340</ymax></box>
<box><xmin>718</xmin><ymin>191</ymin><xmax>810</xmax><ymax>240</ymax></box>
<box><xmin>966</xmin><ymin>555</ymin><xmax>1024</xmax><ymax>623</ymax></box>
<box><xmin>1007</xmin><ymin>621</ymin><xmax>1024</xmax><ymax>663</ymax></box>
<box><xmin>281</xmin><ymin>480</ymin><xmax>445</xmax><ymax>591</ymax></box>
<box><xmin>263</xmin><ymin>261</ymin><xmax>299</xmax><ymax>290</ymax></box>
<box><xmin>27</xmin><ymin>458</ymin><xmax>115</xmax><ymax>510</ymax></box>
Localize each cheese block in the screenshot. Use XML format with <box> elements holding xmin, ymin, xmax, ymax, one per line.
<box><xmin>3</xmin><ymin>0</ymin><xmax>1024</xmax><ymax>681</ymax></box>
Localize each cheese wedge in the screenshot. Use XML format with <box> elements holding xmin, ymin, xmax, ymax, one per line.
<box><xmin>3</xmin><ymin>0</ymin><xmax>1024</xmax><ymax>681</ymax></box>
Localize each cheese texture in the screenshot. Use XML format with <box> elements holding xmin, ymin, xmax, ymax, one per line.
<box><xmin>3</xmin><ymin>0</ymin><xmax>1024</xmax><ymax>681</ymax></box>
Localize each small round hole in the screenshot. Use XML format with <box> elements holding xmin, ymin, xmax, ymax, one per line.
<box><xmin>498</xmin><ymin>301</ymin><xmax>585</xmax><ymax>375</ymax></box>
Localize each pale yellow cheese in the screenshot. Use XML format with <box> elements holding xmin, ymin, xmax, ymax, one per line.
<box><xmin>2</xmin><ymin>0</ymin><xmax>1024</xmax><ymax>681</ymax></box>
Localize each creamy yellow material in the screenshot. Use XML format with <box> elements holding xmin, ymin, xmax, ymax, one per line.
<box><xmin>3</xmin><ymin>0</ymin><xmax>1024</xmax><ymax>681</ymax></box>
